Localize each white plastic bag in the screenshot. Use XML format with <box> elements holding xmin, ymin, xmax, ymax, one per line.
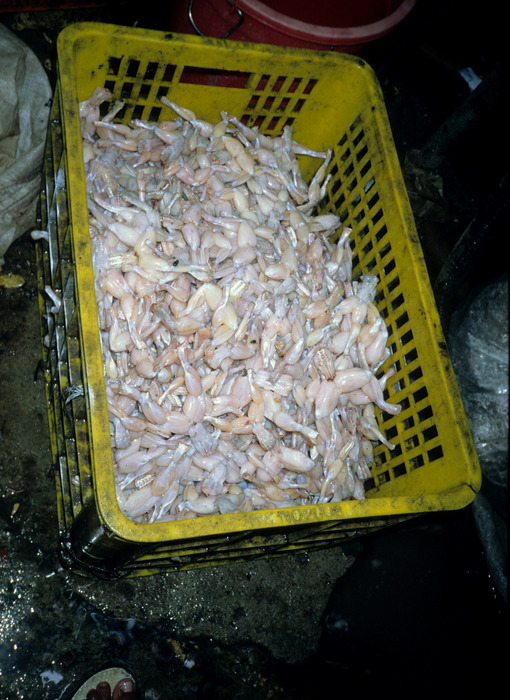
<box><xmin>0</xmin><ymin>23</ymin><xmax>51</xmax><ymax>265</ymax></box>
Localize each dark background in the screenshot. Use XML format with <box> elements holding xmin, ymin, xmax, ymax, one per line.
<box><xmin>0</xmin><ymin>1</ymin><xmax>507</xmax><ymax>698</ymax></box>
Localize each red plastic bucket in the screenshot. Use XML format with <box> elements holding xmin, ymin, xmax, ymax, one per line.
<box><xmin>168</xmin><ymin>0</ymin><xmax>417</xmax><ymax>54</ymax></box>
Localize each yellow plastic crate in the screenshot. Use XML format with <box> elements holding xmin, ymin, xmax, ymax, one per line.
<box><xmin>36</xmin><ymin>22</ymin><xmax>480</xmax><ymax>578</ymax></box>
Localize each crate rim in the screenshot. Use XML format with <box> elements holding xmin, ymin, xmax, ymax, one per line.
<box><xmin>57</xmin><ymin>20</ymin><xmax>378</xmax><ymax>64</ymax></box>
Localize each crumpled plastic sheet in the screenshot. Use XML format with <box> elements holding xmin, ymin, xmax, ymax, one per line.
<box><xmin>449</xmin><ymin>273</ymin><xmax>508</xmax><ymax>604</ymax></box>
<box><xmin>471</xmin><ymin>492</ymin><xmax>507</xmax><ymax>605</ymax></box>
<box><xmin>0</xmin><ymin>23</ymin><xmax>51</xmax><ymax>266</ymax></box>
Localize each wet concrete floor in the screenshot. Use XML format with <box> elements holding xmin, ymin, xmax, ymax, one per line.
<box><xmin>0</xmin><ymin>2</ymin><xmax>507</xmax><ymax>698</ymax></box>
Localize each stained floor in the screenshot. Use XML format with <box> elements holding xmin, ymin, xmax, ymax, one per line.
<box><xmin>0</xmin><ymin>2</ymin><xmax>507</xmax><ymax>698</ymax></box>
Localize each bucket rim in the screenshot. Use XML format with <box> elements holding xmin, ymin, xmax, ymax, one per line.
<box><xmin>235</xmin><ymin>0</ymin><xmax>417</xmax><ymax>45</ymax></box>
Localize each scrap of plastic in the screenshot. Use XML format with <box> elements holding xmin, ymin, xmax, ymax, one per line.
<box><xmin>0</xmin><ymin>23</ymin><xmax>52</xmax><ymax>265</ymax></box>
<box><xmin>0</xmin><ymin>272</ymin><xmax>25</xmax><ymax>288</ymax></box>
<box><xmin>458</xmin><ymin>67</ymin><xmax>483</xmax><ymax>92</ymax></box>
